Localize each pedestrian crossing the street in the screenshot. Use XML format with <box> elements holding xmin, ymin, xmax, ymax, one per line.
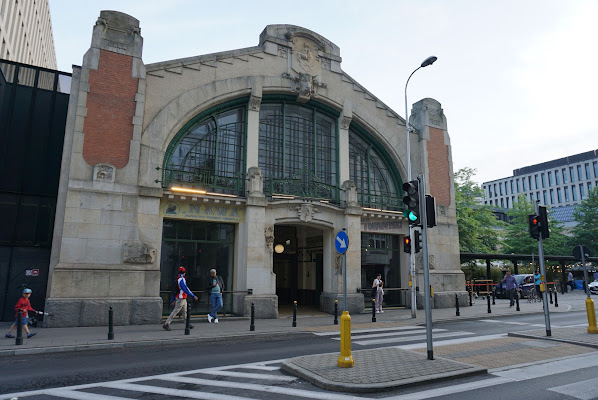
<box><xmin>312</xmin><ymin>325</ymin><xmax>476</xmax><ymax>346</ymax></box>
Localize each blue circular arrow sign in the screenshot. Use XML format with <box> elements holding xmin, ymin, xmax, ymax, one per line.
<box><xmin>335</xmin><ymin>231</ymin><xmax>349</xmax><ymax>254</ymax></box>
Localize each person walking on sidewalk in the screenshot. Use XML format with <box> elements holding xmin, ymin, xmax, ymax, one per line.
<box><xmin>373</xmin><ymin>273</ymin><xmax>384</xmax><ymax>313</ymax></box>
<box><xmin>5</xmin><ymin>288</ymin><xmax>38</xmax><ymax>338</ymax></box>
<box><xmin>534</xmin><ymin>270</ymin><xmax>542</xmax><ymax>301</ymax></box>
<box><xmin>503</xmin><ymin>270</ymin><xmax>517</xmax><ymax>307</ymax></box>
<box><xmin>207</xmin><ymin>269</ymin><xmax>224</xmax><ymax>323</ymax></box>
<box><xmin>163</xmin><ymin>267</ymin><xmax>197</xmax><ymax>331</ymax></box>
<box><xmin>568</xmin><ymin>271</ymin><xmax>574</xmax><ymax>291</ymax></box>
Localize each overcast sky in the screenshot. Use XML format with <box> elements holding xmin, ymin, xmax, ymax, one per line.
<box><xmin>48</xmin><ymin>0</ymin><xmax>597</xmax><ymax>185</ymax></box>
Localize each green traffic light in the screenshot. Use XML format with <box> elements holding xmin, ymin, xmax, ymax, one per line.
<box><xmin>408</xmin><ymin>211</ymin><xmax>418</xmax><ymax>222</ymax></box>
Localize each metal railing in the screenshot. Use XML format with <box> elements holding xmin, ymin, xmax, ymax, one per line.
<box><xmin>268</xmin><ymin>177</ymin><xmax>340</xmax><ymax>205</ymax></box>
<box><xmin>161</xmin><ymin>167</ymin><xmax>245</xmax><ymax>196</ymax></box>
<box><xmin>358</xmin><ymin>287</ymin><xmax>409</xmax><ymax>308</ymax></box>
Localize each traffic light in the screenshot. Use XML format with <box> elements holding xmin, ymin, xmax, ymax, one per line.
<box><xmin>414</xmin><ymin>230</ymin><xmax>422</xmax><ymax>253</ymax></box>
<box><xmin>403</xmin><ymin>236</ymin><xmax>411</xmax><ymax>253</ymax></box>
<box><xmin>402</xmin><ymin>180</ymin><xmax>420</xmax><ymax>226</ymax></box>
<box><xmin>425</xmin><ymin>195</ymin><xmax>437</xmax><ymax>228</ymax></box>
<box><xmin>528</xmin><ymin>214</ymin><xmax>540</xmax><ymax>240</ymax></box>
<box><xmin>538</xmin><ymin>206</ymin><xmax>550</xmax><ymax>239</ymax></box>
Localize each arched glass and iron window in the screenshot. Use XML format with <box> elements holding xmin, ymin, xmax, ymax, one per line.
<box><xmin>258</xmin><ymin>103</ymin><xmax>338</xmax><ymax>202</ymax></box>
<box><xmin>349</xmin><ymin>129</ymin><xmax>402</xmax><ymax>211</ymax></box>
<box><xmin>162</xmin><ymin>106</ymin><xmax>246</xmax><ymax>196</ymax></box>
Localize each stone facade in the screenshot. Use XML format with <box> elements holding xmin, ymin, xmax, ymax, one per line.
<box><xmin>46</xmin><ymin>11</ymin><xmax>464</xmax><ymax>326</ymax></box>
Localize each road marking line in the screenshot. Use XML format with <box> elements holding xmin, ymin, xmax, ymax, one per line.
<box><xmin>381</xmin><ymin>377</ymin><xmax>513</xmax><ymax>399</ymax></box>
<box><xmin>492</xmin><ymin>352</ymin><xmax>598</xmax><ymax>381</ymax></box>
<box><xmin>557</xmin><ymin>323</ymin><xmax>588</xmax><ymax>328</ymax></box>
<box><xmin>313</xmin><ymin>325</ymin><xmax>420</xmax><ymax>336</ymax></box>
<box><xmin>354</xmin><ymin>331</ymin><xmax>474</xmax><ymax>346</ymax></box>
<box><xmin>103</xmin><ymin>382</ymin><xmax>255</xmax><ymax>400</ymax></box>
<box><xmin>158</xmin><ymin>376</ymin><xmax>365</xmax><ymax>400</ymax></box>
<box><xmin>331</xmin><ymin>328</ymin><xmax>447</xmax><ymax>341</ymax></box>
<box><xmin>47</xmin><ymin>389</ymin><xmax>132</xmax><ymax>400</ymax></box>
<box><xmin>236</xmin><ymin>365</ymin><xmax>280</xmax><ymax>371</ymax></box>
<box><xmin>548</xmin><ymin>377</ymin><xmax>598</xmax><ymax>400</ymax></box>
<box><xmin>193</xmin><ymin>369</ymin><xmax>296</xmax><ymax>381</ymax></box>
<box><xmin>396</xmin><ymin>333</ymin><xmax>508</xmax><ymax>349</ymax></box>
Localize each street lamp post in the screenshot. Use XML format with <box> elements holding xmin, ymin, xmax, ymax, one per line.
<box><xmin>405</xmin><ymin>56</ymin><xmax>437</xmax><ymax>319</ymax></box>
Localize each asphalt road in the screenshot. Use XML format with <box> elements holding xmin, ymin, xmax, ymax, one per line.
<box><xmin>0</xmin><ymin>310</ymin><xmax>595</xmax><ymax>399</ymax></box>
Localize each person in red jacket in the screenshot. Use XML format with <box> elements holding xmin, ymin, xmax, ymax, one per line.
<box><xmin>5</xmin><ymin>288</ymin><xmax>37</xmax><ymax>338</ymax></box>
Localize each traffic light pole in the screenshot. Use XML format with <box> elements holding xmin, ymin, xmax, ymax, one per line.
<box><xmin>410</xmin><ymin>225</ymin><xmax>416</xmax><ymax>318</ymax></box>
<box><xmin>535</xmin><ymin>201</ymin><xmax>551</xmax><ymax>337</ymax></box>
<box><xmin>418</xmin><ymin>174</ymin><xmax>433</xmax><ymax>360</ymax></box>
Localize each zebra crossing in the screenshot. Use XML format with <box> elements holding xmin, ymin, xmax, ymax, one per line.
<box><xmin>312</xmin><ymin>325</ymin><xmax>476</xmax><ymax>346</ymax></box>
<box><xmin>2</xmin><ymin>350</ymin><xmax>598</xmax><ymax>399</ymax></box>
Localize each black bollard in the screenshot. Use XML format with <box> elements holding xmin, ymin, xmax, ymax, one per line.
<box><xmin>455</xmin><ymin>294</ymin><xmax>460</xmax><ymax>316</ymax></box>
<box><xmin>554</xmin><ymin>291</ymin><xmax>558</xmax><ymax>307</ymax></box>
<box><xmin>487</xmin><ymin>294</ymin><xmax>491</xmax><ymax>314</ymax></box>
<box><xmin>292</xmin><ymin>301</ymin><xmax>297</xmax><ymax>327</ymax></box>
<box><xmin>184</xmin><ymin>303</ymin><xmax>191</xmax><ymax>335</ymax></box>
<box><xmin>584</xmin><ymin>281</ymin><xmax>587</xmax><ymax>294</ymax></box>
<box><xmin>492</xmin><ymin>290</ymin><xmax>495</xmax><ymax>305</ymax></box>
<box><xmin>250</xmin><ymin>302</ymin><xmax>255</xmax><ymax>331</ymax></box>
<box><xmin>372</xmin><ymin>299</ymin><xmax>376</xmax><ymax>322</ymax></box>
<box><xmin>549</xmin><ymin>289</ymin><xmax>553</xmax><ymax>304</ymax></box>
<box><xmin>468</xmin><ymin>288</ymin><xmax>473</xmax><ymax>306</ymax></box>
<box><xmin>108</xmin><ymin>306</ymin><xmax>114</xmax><ymax>340</ymax></box>
<box><xmin>334</xmin><ymin>300</ymin><xmax>338</xmax><ymax>325</ymax></box>
<box><xmin>15</xmin><ymin>309</ymin><xmax>23</xmax><ymax>346</ymax></box>
<box><xmin>516</xmin><ymin>292</ymin><xmax>520</xmax><ymax>311</ymax></box>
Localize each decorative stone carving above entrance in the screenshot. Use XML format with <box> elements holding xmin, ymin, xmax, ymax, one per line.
<box><xmin>93</xmin><ymin>164</ymin><xmax>115</xmax><ymax>183</ymax></box>
<box><xmin>290</xmin><ymin>203</ymin><xmax>320</xmax><ymax>222</ymax></box>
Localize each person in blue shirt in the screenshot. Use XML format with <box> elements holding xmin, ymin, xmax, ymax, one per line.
<box><xmin>502</xmin><ymin>270</ymin><xmax>518</xmax><ymax>307</ymax></box>
<box><xmin>534</xmin><ymin>270</ymin><xmax>542</xmax><ymax>301</ymax></box>
<box><xmin>163</xmin><ymin>267</ymin><xmax>197</xmax><ymax>331</ymax></box>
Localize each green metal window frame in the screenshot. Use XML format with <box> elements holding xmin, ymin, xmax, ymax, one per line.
<box><xmin>161</xmin><ymin>97</ymin><xmax>249</xmax><ymax>195</ymax></box>
<box><xmin>259</xmin><ymin>96</ymin><xmax>341</xmax><ymax>203</ymax></box>
<box><xmin>349</xmin><ymin>122</ymin><xmax>403</xmax><ymax>211</ymax></box>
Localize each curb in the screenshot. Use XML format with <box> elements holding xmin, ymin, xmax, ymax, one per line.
<box><xmin>0</xmin><ymin>330</ymin><xmax>311</xmax><ymax>358</ymax></box>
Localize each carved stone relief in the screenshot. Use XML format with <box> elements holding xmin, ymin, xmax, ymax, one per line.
<box><xmin>340</xmin><ymin>116</ymin><xmax>351</xmax><ymax>130</ymax></box>
<box><xmin>93</xmin><ymin>164</ymin><xmax>115</xmax><ymax>183</ymax></box>
<box><xmin>290</xmin><ymin>203</ymin><xmax>320</xmax><ymax>222</ymax></box>
<box><xmin>122</xmin><ymin>242</ymin><xmax>156</xmax><ymax>264</ymax></box>
<box><xmin>320</xmin><ymin>57</ymin><xmax>331</xmax><ymax>71</ymax></box>
<box><xmin>265</xmin><ymin>226</ymin><xmax>274</xmax><ymax>253</ymax></box>
<box><xmin>277</xmin><ymin>45</ymin><xmax>289</xmax><ymax>59</ymax></box>
<box><xmin>249</xmin><ymin>95</ymin><xmax>262</xmax><ymax>112</ymax></box>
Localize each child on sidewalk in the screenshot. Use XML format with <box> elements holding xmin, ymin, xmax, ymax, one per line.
<box><xmin>5</xmin><ymin>288</ymin><xmax>37</xmax><ymax>339</ymax></box>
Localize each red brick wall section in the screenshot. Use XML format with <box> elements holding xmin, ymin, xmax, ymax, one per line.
<box><xmin>82</xmin><ymin>49</ymin><xmax>138</xmax><ymax>168</ymax></box>
<box><xmin>427</xmin><ymin>127</ymin><xmax>451</xmax><ymax>207</ymax></box>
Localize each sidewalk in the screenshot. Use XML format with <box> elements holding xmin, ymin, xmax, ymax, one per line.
<box><xmin>1</xmin><ymin>290</ymin><xmax>596</xmax><ymax>392</ymax></box>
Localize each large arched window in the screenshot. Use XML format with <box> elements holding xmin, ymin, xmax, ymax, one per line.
<box><xmin>163</xmin><ymin>106</ymin><xmax>246</xmax><ymax>196</ymax></box>
<box><xmin>349</xmin><ymin>128</ymin><xmax>402</xmax><ymax>211</ymax></box>
<box><xmin>259</xmin><ymin>103</ymin><xmax>338</xmax><ymax>202</ymax></box>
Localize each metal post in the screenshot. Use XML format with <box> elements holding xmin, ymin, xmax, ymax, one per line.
<box><xmin>372</xmin><ymin>299</ymin><xmax>376</xmax><ymax>322</ymax></box>
<box><xmin>292</xmin><ymin>301</ymin><xmax>297</xmax><ymax>327</ymax></box>
<box><xmin>549</xmin><ymin>289</ymin><xmax>553</xmax><ymax>304</ymax></box>
<box><xmin>455</xmin><ymin>294</ymin><xmax>460</xmax><ymax>316</ymax></box>
<box><xmin>536</xmin><ymin>201</ymin><xmax>551</xmax><ymax>337</ymax></box>
<box><xmin>108</xmin><ymin>306</ymin><xmax>114</xmax><ymax>340</ymax></box>
<box><xmin>487</xmin><ymin>294</ymin><xmax>491</xmax><ymax>314</ymax></box>
<box><xmin>250</xmin><ymin>303</ymin><xmax>255</xmax><ymax>331</ymax></box>
<box><xmin>554</xmin><ymin>290</ymin><xmax>558</xmax><ymax>307</ymax></box>
<box><xmin>492</xmin><ymin>290</ymin><xmax>495</xmax><ymax>305</ymax></box>
<box><xmin>516</xmin><ymin>292</ymin><xmax>520</xmax><ymax>311</ymax></box>
<box><xmin>343</xmin><ymin>252</ymin><xmax>347</xmax><ymax>312</ymax></box>
<box><xmin>334</xmin><ymin>300</ymin><xmax>338</xmax><ymax>325</ymax></box>
<box><xmin>185</xmin><ymin>303</ymin><xmax>191</xmax><ymax>335</ymax></box>
<box><xmin>418</xmin><ymin>174</ymin><xmax>433</xmax><ymax>360</ymax></box>
<box><xmin>468</xmin><ymin>284</ymin><xmax>472</xmax><ymax>306</ymax></box>
<box><xmin>15</xmin><ymin>309</ymin><xmax>23</xmax><ymax>345</ymax></box>
<box><xmin>406</xmin><ymin>71</ymin><xmax>416</xmax><ymax>320</ymax></box>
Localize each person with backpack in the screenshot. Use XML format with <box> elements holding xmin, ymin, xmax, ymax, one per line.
<box><xmin>207</xmin><ymin>269</ymin><xmax>224</xmax><ymax>324</ymax></box>
<box><xmin>163</xmin><ymin>267</ymin><xmax>197</xmax><ymax>331</ymax></box>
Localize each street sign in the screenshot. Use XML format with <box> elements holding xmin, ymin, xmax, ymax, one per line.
<box><xmin>573</xmin><ymin>245</ymin><xmax>591</xmax><ymax>261</ymax></box>
<box><xmin>335</xmin><ymin>231</ymin><xmax>349</xmax><ymax>254</ymax></box>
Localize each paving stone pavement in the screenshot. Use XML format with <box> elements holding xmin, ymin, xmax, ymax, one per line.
<box><xmin>282</xmin><ymin>347</ymin><xmax>486</xmax><ymax>393</ymax></box>
<box><xmin>413</xmin><ymin>336</ymin><xmax>596</xmax><ymax>369</ymax></box>
<box><xmin>509</xmin><ymin>326</ymin><xmax>598</xmax><ymax>348</ymax></box>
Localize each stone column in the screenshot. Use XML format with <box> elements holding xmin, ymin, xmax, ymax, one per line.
<box><xmin>242</xmin><ymin>167</ymin><xmax>278</xmax><ymax>318</ymax></box>
<box><xmin>45</xmin><ymin>11</ymin><xmax>162</xmax><ymax>327</ymax></box>
<box><xmin>338</xmin><ymin>101</ymin><xmax>352</xmax><ymax>184</ymax></box>
<box><xmin>410</xmin><ymin>98</ymin><xmax>465</xmax><ymax>308</ymax></box>
<box><xmin>246</xmin><ymin>84</ymin><xmax>262</xmax><ymax>172</ymax></box>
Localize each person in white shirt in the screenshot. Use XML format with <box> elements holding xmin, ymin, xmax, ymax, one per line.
<box><xmin>372</xmin><ymin>274</ymin><xmax>384</xmax><ymax>313</ymax></box>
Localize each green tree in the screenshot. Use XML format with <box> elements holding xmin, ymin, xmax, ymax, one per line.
<box><xmin>502</xmin><ymin>195</ymin><xmax>570</xmax><ymax>256</ymax></box>
<box><xmin>572</xmin><ymin>186</ymin><xmax>598</xmax><ymax>256</ymax></box>
<box><xmin>454</xmin><ymin>168</ymin><xmax>503</xmax><ymax>253</ymax></box>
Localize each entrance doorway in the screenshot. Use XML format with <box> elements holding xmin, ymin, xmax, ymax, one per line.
<box><xmin>273</xmin><ymin>225</ymin><xmax>323</xmax><ymax>311</ymax></box>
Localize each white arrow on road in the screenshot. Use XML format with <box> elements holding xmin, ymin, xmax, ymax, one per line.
<box><xmin>336</xmin><ymin>236</ymin><xmax>347</xmax><ymax>249</ymax></box>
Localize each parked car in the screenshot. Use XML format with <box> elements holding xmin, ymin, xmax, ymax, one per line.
<box><xmin>589</xmin><ymin>280</ymin><xmax>598</xmax><ymax>295</ymax></box>
<box><xmin>494</xmin><ymin>274</ymin><xmax>534</xmax><ymax>299</ymax></box>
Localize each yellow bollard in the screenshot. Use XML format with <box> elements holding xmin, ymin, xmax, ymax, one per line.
<box><xmin>337</xmin><ymin>311</ymin><xmax>354</xmax><ymax>368</ymax></box>
<box><xmin>586</xmin><ymin>297</ymin><xmax>598</xmax><ymax>334</ymax></box>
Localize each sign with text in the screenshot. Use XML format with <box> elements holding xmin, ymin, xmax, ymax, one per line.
<box><xmin>160</xmin><ymin>200</ymin><xmax>245</xmax><ymax>223</ymax></box>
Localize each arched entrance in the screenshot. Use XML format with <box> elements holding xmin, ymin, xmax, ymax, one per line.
<box><xmin>273</xmin><ymin>225</ymin><xmax>324</xmax><ymax>312</ymax></box>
